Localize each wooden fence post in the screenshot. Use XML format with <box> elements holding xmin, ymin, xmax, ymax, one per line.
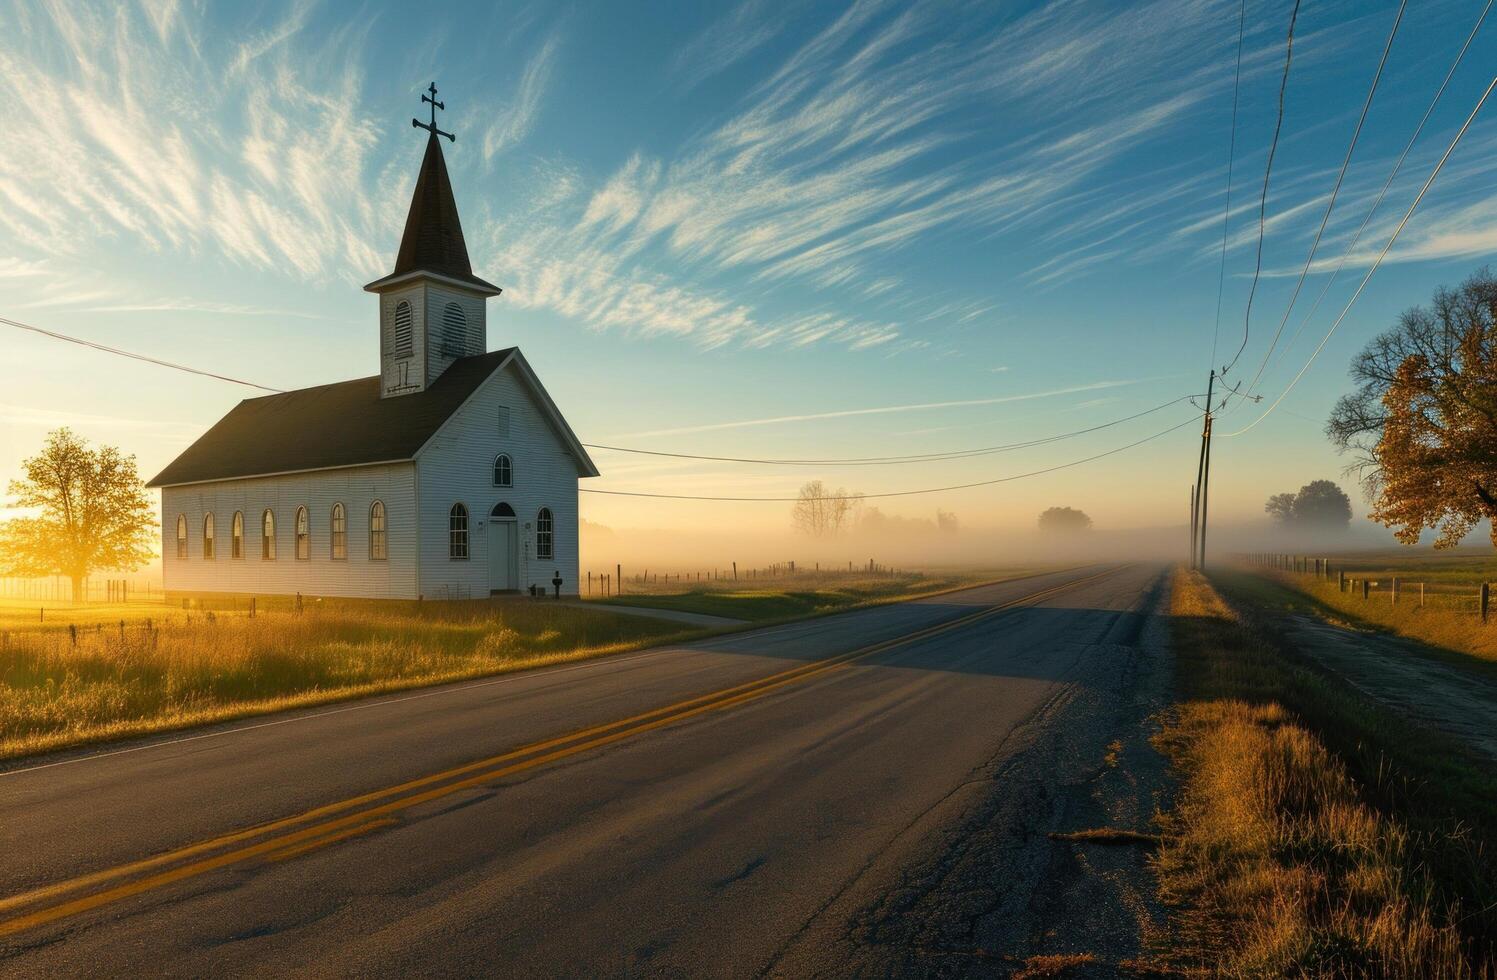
<box><xmin>1391</xmin><ymin>577</ymin><xmax>1398</xmax><ymax>605</ymax></box>
<box><xmin>1338</xmin><ymin>570</ymin><xmax>1345</xmax><ymax>592</ymax></box>
<box><xmin>1482</xmin><ymin>583</ymin><xmax>1490</xmax><ymax>624</ymax></box>
<box><xmin>1362</xmin><ymin>579</ymin><xmax>1369</xmax><ymax>601</ymax></box>
<box><xmin>1420</xmin><ymin>582</ymin><xmax>1425</xmax><ymax>607</ymax></box>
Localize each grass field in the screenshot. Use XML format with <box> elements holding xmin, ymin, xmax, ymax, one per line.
<box><xmin>1306</xmin><ymin>546</ymin><xmax>1497</xmax><ymax>591</ymax></box>
<box><xmin>600</xmin><ymin>567</ymin><xmax>1036</xmax><ymax>622</ymax></box>
<box><xmin>0</xmin><ymin>595</ymin><xmax>697</xmax><ymax>761</ymax></box>
<box><xmin>0</xmin><ymin>569</ymin><xmax>1020</xmax><ymax>761</ymax></box>
<box><xmin>1156</xmin><ymin>569</ymin><xmax>1497</xmax><ymax>975</ymax></box>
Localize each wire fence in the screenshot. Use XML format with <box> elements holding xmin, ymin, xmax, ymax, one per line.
<box><xmin>582</xmin><ymin>559</ymin><xmax>918</xmax><ymax>597</ymax></box>
<box><xmin>0</xmin><ymin>577</ymin><xmax>165</xmax><ymax>605</ymax></box>
<box><xmin>1241</xmin><ymin>552</ymin><xmax>1495</xmax><ymax>620</ymax></box>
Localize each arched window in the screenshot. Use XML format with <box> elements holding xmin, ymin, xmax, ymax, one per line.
<box><xmin>330</xmin><ymin>503</ymin><xmax>347</xmax><ymax>560</ymax></box>
<box><xmin>536</xmin><ymin>507</ymin><xmax>554</xmax><ymax>560</ymax></box>
<box><xmin>493</xmin><ymin>453</ymin><xmax>512</xmax><ymax>487</ymax></box>
<box><xmin>392</xmin><ymin>300</ymin><xmax>414</xmax><ymax>358</ymax></box>
<box><xmin>262</xmin><ymin>509</ymin><xmax>276</xmax><ymax>560</ymax></box>
<box><xmin>449</xmin><ymin>503</ymin><xmax>469</xmax><ymax>559</ymax></box>
<box><xmin>369</xmin><ymin>501</ymin><xmax>387</xmax><ymax>561</ymax></box>
<box><xmin>176</xmin><ymin>514</ymin><xmax>188</xmax><ymax>559</ymax></box>
<box><xmin>202</xmin><ymin>513</ymin><xmax>215</xmax><ymax>560</ymax></box>
<box><xmin>441</xmin><ymin>302</ymin><xmax>466</xmax><ymax>355</ymax></box>
<box><xmin>295</xmin><ymin>506</ymin><xmax>309</xmax><ymax>560</ymax></box>
<box><xmin>231</xmin><ymin>511</ymin><xmax>244</xmax><ymax>559</ymax></box>
<box><xmin>491</xmin><ymin>502</ymin><xmax>515</xmax><ymax>519</ymax></box>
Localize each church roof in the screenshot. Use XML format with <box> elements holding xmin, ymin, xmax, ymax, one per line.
<box><xmin>148</xmin><ymin>349</ymin><xmax>526</xmax><ymax>487</ymax></box>
<box><xmin>363</xmin><ymin>132</ymin><xmax>501</xmax><ymax>296</ymax></box>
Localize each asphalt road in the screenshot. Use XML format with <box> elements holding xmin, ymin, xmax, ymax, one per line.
<box><xmin>0</xmin><ymin>563</ymin><xmax>1169</xmax><ymax>977</ymax></box>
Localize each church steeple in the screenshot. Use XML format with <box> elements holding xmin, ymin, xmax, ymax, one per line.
<box><xmin>384</xmin><ymin>132</ymin><xmax>501</xmax><ymax>294</ymax></box>
<box><xmin>365</xmin><ymin>84</ymin><xmax>501</xmax><ymax>399</ymax></box>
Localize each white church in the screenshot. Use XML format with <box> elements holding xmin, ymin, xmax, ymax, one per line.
<box><xmin>150</xmin><ymin>90</ymin><xmax>599</xmax><ymax>600</ymax></box>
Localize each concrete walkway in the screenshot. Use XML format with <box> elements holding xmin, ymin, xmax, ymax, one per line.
<box><xmin>551</xmin><ymin>599</ymin><xmax>747</xmax><ymax>628</ymax></box>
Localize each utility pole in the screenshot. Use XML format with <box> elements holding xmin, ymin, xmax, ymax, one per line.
<box><xmin>1192</xmin><ymin>370</ymin><xmax>1216</xmax><ymax>570</ymax></box>
<box><xmin>1189</xmin><ymin>484</ymin><xmax>1198</xmax><ymax>565</ymax></box>
<box><xmin>1198</xmin><ymin>370</ymin><xmax>1216</xmax><ymax>570</ymax></box>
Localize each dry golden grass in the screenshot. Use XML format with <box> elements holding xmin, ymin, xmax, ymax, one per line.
<box><xmin>1012</xmin><ymin>952</ymin><xmax>1098</xmax><ymax>978</ymax></box>
<box><xmin>0</xmin><ymin>570</ymin><xmax>1004</xmax><ymax>761</ymax></box>
<box><xmin>1157</xmin><ymin>570</ymin><xmax>1492</xmax><ymax>977</ymax></box>
<box><xmin>0</xmin><ymin>598</ymin><xmax>692</xmax><ymax>760</ymax></box>
<box><xmin>1047</xmin><ymin>828</ymin><xmax>1159</xmax><ymax>847</ymax></box>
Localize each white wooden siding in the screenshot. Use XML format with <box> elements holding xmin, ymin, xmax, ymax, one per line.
<box><xmin>160</xmin><ymin>463</ymin><xmax>419</xmax><ymax>599</ymax></box>
<box><xmin>415</xmin><ymin>361</ymin><xmax>582</xmax><ymax>598</ymax></box>
<box><xmin>379</xmin><ymin>285</ymin><xmax>427</xmax><ymax>396</ymax></box>
<box><xmin>379</xmin><ymin>281</ymin><xmax>487</xmax><ymax>396</ymax></box>
<box><xmin>424</xmin><ymin>284</ymin><xmax>486</xmax><ymax>382</ymax></box>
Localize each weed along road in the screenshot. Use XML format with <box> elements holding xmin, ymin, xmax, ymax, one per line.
<box><xmin>0</xmin><ymin>564</ymin><xmax>1169</xmax><ymax>976</ymax></box>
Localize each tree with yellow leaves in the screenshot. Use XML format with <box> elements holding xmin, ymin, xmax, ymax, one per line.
<box><xmin>0</xmin><ymin>428</ymin><xmax>155</xmax><ymax>600</ymax></box>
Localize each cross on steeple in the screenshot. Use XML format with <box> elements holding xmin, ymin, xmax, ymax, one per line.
<box><xmin>412</xmin><ymin>82</ymin><xmax>455</xmax><ymax>142</ymax></box>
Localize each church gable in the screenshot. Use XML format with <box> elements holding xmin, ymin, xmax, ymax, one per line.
<box><xmin>413</xmin><ymin>352</ymin><xmax>599</xmax><ymax>479</ymax></box>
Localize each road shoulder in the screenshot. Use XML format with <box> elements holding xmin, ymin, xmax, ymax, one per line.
<box><xmin>1224</xmin><ymin>571</ymin><xmax>1497</xmax><ymax>766</ymax></box>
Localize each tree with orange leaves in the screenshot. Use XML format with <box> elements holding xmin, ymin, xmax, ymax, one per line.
<box><xmin>1328</xmin><ymin>268</ymin><xmax>1497</xmax><ymax>548</ymax></box>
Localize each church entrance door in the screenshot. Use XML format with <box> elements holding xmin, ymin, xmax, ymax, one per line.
<box><xmin>487</xmin><ymin>520</ymin><xmax>517</xmax><ymax>592</ymax></box>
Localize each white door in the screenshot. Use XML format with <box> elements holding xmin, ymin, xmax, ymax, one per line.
<box><xmin>487</xmin><ymin>521</ymin><xmax>517</xmax><ymax>592</ymax></box>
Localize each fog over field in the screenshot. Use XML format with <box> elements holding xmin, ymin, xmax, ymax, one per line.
<box><xmin>576</xmin><ymin>513</ymin><xmax>1431</xmax><ymax>575</ymax></box>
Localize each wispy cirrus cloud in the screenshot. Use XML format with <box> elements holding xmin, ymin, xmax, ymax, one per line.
<box><xmin>12</xmin><ymin>0</ymin><xmax>1472</xmax><ymax>367</ymax></box>
<box><xmin>0</xmin><ymin>2</ymin><xmax>384</xmax><ymax>290</ymax></box>
<box><xmin>482</xmin><ymin>32</ymin><xmax>560</xmax><ymax>162</ymax></box>
<box><xmin>669</xmin><ymin>0</ymin><xmax>788</xmax><ymax>91</ymax></box>
<box><xmin>615</xmin><ymin>379</ymin><xmax>1156</xmax><ymax>438</ymax></box>
<box><xmin>473</xmin><ymin>0</ymin><xmax>1256</xmax><ymax>350</ymax></box>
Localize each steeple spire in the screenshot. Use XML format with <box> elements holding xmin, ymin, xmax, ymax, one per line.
<box><xmin>365</xmin><ymin>84</ymin><xmax>500</xmax><ymax>296</ymax></box>
<box><xmin>366</xmin><ymin>85</ymin><xmax>502</xmax><ymax>399</ymax></box>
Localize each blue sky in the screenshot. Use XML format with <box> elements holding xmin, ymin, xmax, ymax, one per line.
<box><xmin>2</xmin><ymin>0</ymin><xmax>1496</xmax><ymax>536</ymax></box>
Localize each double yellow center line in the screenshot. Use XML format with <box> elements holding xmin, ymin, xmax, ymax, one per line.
<box><xmin>0</xmin><ymin>566</ymin><xmax>1118</xmax><ymax>938</ymax></box>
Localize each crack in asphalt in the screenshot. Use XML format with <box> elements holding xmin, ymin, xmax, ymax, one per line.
<box><xmin>761</xmin><ymin>571</ymin><xmax>1173</xmax><ymax>977</ymax></box>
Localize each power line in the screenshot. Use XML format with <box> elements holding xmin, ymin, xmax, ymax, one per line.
<box><xmin>580</xmin><ymin>417</ymin><xmax>1198</xmax><ymax>502</ymax></box>
<box><xmin>581</xmin><ymin>393</ymin><xmax>1205</xmax><ymax>466</ymax></box>
<box><xmin>1234</xmin><ymin>0</ymin><xmax>1406</xmax><ymax>400</ymax></box>
<box><xmin>5</xmin><ymin>309</ymin><xmax>1200</xmax><ymax>472</ymax></box>
<box><xmin>1209</xmin><ymin>0</ymin><xmax>1248</xmax><ymax>372</ymax></box>
<box><xmin>0</xmin><ymin>315</ymin><xmax>286</xmax><ymax>394</ymax></box>
<box><xmin>1261</xmin><ymin>0</ymin><xmax>1492</xmax><ymax>382</ymax></box>
<box><xmin>1222</xmin><ymin>0</ymin><xmax>1302</xmax><ymax>378</ymax></box>
<box><xmin>1220</xmin><ymin>74</ymin><xmax>1497</xmax><ymax>438</ymax></box>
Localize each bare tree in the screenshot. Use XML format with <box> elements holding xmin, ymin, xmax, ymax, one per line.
<box><xmin>0</xmin><ymin>429</ymin><xmax>154</xmax><ymax>601</ymax></box>
<box><xmin>791</xmin><ymin>480</ymin><xmax>862</xmax><ymax>536</ymax></box>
